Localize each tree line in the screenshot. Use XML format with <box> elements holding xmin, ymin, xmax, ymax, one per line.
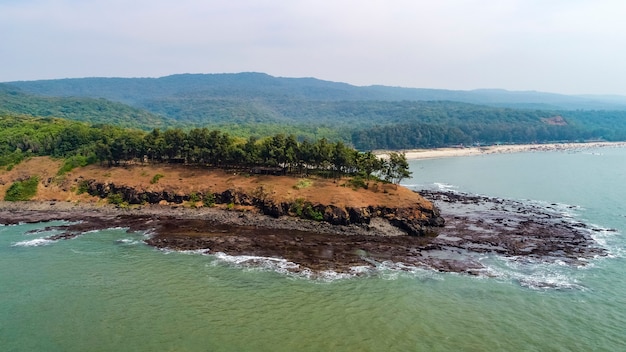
<box><xmin>0</xmin><ymin>114</ymin><xmax>411</xmax><ymax>184</ymax></box>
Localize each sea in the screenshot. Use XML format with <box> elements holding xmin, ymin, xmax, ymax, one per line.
<box><xmin>1</xmin><ymin>146</ymin><xmax>625</xmax><ymax>351</ymax></box>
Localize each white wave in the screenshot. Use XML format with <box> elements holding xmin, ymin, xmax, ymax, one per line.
<box><xmin>589</xmin><ymin>228</ymin><xmax>625</xmax><ymax>258</ymax></box>
<box><xmin>481</xmin><ymin>256</ymin><xmax>587</xmax><ymax>291</ymax></box>
<box><xmin>115</xmin><ymin>238</ymin><xmax>143</xmax><ymax>245</ymax></box>
<box><xmin>182</xmin><ymin>249</ymin><xmax>210</xmax><ymax>255</ymax></box>
<box><xmin>211</xmin><ymin>252</ymin><xmax>306</xmax><ymax>276</ymax></box>
<box><xmin>433</xmin><ymin>182</ymin><xmax>458</xmax><ymax>191</ymax></box>
<box><xmin>399</xmin><ymin>183</ymin><xmax>421</xmax><ymax>188</ymax></box>
<box><xmin>523</xmin><ymin>199</ymin><xmax>582</xmax><ymax>218</ymax></box>
<box><xmin>12</xmin><ymin>238</ymin><xmax>56</xmax><ymax>247</ymax></box>
<box><xmin>208</xmin><ymin>252</ymin><xmax>388</xmax><ymax>281</ymax></box>
<box><xmin>157</xmin><ymin>247</ymin><xmax>208</xmax><ymax>255</ymax></box>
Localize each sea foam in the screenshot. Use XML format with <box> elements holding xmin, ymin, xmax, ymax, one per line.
<box><xmin>481</xmin><ymin>255</ymin><xmax>587</xmax><ymax>291</ymax></box>
<box><xmin>12</xmin><ymin>238</ymin><xmax>56</xmax><ymax>247</ymax></box>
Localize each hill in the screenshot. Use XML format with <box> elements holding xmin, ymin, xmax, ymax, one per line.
<box><xmin>7</xmin><ymin>73</ymin><xmax>626</xmax><ymax>110</ymax></box>
<box><xmin>4</xmin><ymin>73</ymin><xmax>626</xmax><ymax>149</ymax></box>
<box><xmin>0</xmin><ymin>84</ymin><xmax>175</xmax><ymax>130</ymax></box>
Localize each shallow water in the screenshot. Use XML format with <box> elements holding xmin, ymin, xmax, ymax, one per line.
<box><xmin>1</xmin><ymin>147</ymin><xmax>625</xmax><ymax>351</ymax></box>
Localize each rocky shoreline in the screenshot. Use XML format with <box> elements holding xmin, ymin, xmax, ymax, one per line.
<box><xmin>81</xmin><ymin>179</ymin><xmax>443</xmax><ymax>237</ymax></box>
<box><xmin>0</xmin><ymin>190</ymin><xmax>607</xmax><ymax>276</ymax></box>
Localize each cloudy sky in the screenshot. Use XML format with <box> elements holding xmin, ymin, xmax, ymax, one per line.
<box><xmin>1</xmin><ymin>0</ymin><xmax>625</xmax><ymax>95</ymax></box>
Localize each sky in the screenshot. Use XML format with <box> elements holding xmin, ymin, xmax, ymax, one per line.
<box><xmin>1</xmin><ymin>0</ymin><xmax>626</xmax><ymax>95</ymax></box>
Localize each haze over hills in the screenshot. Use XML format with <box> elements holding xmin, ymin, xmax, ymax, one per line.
<box><xmin>7</xmin><ymin>72</ymin><xmax>626</xmax><ymax>110</ymax></box>
<box><xmin>3</xmin><ymin>73</ymin><xmax>626</xmax><ymax>150</ymax></box>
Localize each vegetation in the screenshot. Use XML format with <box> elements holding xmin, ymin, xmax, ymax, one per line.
<box><xmin>150</xmin><ymin>174</ymin><xmax>164</xmax><ymax>184</ymax></box>
<box><xmin>8</xmin><ymin>73</ymin><xmax>626</xmax><ymax>111</ymax></box>
<box><xmin>0</xmin><ymin>114</ymin><xmax>411</xmax><ymax>185</ymax></box>
<box><xmin>294</xmin><ymin>179</ymin><xmax>312</xmax><ymax>190</ymax></box>
<box><xmin>0</xmin><ymin>85</ymin><xmax>174</xmax><ymax>131</ymax></box>
<box><xmin>289</xmin><ymin>198</ymin><xmax>324</xmax><ymax>221</ymax></box>
<box><xmin>76</xmin><ymin>180</ymin><xmax>90</xmax><ymax>195</ymax></box>
<box><xmin>4</xmin><ymin>176</ymin><xmax>39</xmax><ymax>201</ymax></box>
<box><xmin>107</xmin><ymin>193</ymin><xmax>126</xmax><ymax>206</ymax></box>
<box><xmin>382</xmin><ymin>152</ymin><xmax>412</xmax><ymax>186</ymax></box>
<box><xmin>4</xmin><ymin>75</ymin><xmax>626</xmax><ymax>151</ymax></box>
<box><xmin>202</xmin><ymin>193</ymin><xmax>215</xmax><ymax>207</ymax></box>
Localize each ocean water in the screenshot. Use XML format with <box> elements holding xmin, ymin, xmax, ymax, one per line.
<box><xmin>1</xmin><ymin>147</ymin><xmax>625</xmax><ymax>351</ymax></box>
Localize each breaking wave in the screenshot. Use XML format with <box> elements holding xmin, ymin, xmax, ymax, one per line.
<box><xmin>12</xmin><ymin>238</ymin><xmax>56</xmax><ymax>247</ymax></box>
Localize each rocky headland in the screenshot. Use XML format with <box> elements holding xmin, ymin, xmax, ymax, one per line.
<box><xmin>0</xmin><ymin>157</ymin><xmax>607</xmax><ymax>276</ymax></box>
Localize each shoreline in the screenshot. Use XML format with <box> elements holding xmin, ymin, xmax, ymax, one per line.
<box><xmin>0</xmin><ymin>191</ymin><xmax>605</xmax><ymax>276</ymax></box>
<box><xmin>376</xmin><ymin>141</ymin><xmax>626</xmax><ymax>160</ymax></box>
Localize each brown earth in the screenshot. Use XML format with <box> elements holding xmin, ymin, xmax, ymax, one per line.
<box><xmin>0</xmin><ymin>157</ymin><xmax>431</xmax><ymax>210</ymax></box>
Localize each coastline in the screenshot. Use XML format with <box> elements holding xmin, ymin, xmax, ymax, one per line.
<box><xmin>376</xmin><ymin>141</ymin><xmax>626</xmax><ymax>160</ymax></box>
<box><xmin>0</xmin><ymin>191</ymin><xmax>605</xmax><ymax>276</ymax></box>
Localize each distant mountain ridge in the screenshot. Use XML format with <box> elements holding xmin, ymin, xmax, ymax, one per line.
<box><xmin>6</xmin><ymin>72</ymin><xmax>626</xmax><ymax>110</ymax></box>
<box><xmin>4</xmin><ymin>73</ymin><xmax>626</xmax><ymax>150</ymax></box>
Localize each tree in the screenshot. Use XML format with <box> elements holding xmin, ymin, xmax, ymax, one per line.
<box><xmin>356</xmin><ymin>151</ymin><xmax>383</xmax><ymax>180</ymax></box>
<box><xmin>383</xmin><ymin>152</ymin><xmax>412</xmax><ymax>186</ymax></box>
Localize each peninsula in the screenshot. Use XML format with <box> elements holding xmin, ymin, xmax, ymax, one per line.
<box><xmin>0</xmin><ymin>156</ymin><xmax>605</xmax><ymax>275</ymax></box>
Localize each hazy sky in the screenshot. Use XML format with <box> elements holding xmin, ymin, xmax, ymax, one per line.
<box><xmin>2</xmin><ymin>0</ymin><xmax>625</xmax><ymax>95</ymax></box>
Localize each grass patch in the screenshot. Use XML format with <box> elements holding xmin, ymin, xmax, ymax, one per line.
<box><xmin>293</xmin><ymin>179</ymin><xmax>313</xmax><ymax>190</ymax></box>
<box><xmin>346</xmin><ymin>176</ymin><xmax>368</xmax><ymax>190</ymax></box>
<box><xmin>150</xmin><ymin>173</ymin><xmax>164</xmax><ymax>184</ymax></box>
<box><xmin>4</xmin><ymin>176</ymin><xmax>40</xmax><ymax>201</ymax></box>
<box><xmin>57</xmin><ymin>154</ymin><xmax>96</xmax><ymax>175</ymax></box>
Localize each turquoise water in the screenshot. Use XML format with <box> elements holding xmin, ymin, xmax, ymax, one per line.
<box><xmin>1</xmin><ymin>147</ymin><xmax>625</xmax><ymax>351</ymax></box>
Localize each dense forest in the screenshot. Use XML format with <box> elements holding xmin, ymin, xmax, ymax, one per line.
<box><xmin>3</xmin><ymin>74</ymin><xmax>626</xmax><ymax>150</ymax></box>
<box><xmin>0</xmin><ymin>84</ymin><xmax>175</xmax><ymax>130</ymax></box>
<box><xmin>0</xmin><ymin>114</ymin><xmax>410</xmax><ymax>184</ymax></box>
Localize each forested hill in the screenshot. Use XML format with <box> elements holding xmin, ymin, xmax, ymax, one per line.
<box><xmin>4</xmin><ymin>74</ymin><xmax>626</xmax><ymax>150</ymax></box>
<box><xmin>7</xmin><ymin>73</ymin><xmax>626</xmax><ymax>110</ymax></box>
<box><xmin>0</xmin><ymin>84</ymin><xmax>175</xmax><ymax>130</ymax></box>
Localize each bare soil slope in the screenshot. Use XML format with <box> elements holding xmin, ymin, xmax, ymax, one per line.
<box><xmin>0</xmin><ymin>157</ymin><xmax>432</xmax><ymax>210</ymax></box>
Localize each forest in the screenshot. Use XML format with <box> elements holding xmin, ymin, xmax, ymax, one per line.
<box><xmin>0</xmin><ymin>114</ymin><xmax>410</xmax><ymax>184</ymax></box>
<box><xmin>3</xmin><ymin>73</ymin><xmax>626</xmax><ymax>150</ymax></box>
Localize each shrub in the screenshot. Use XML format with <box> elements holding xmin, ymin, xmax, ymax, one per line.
<box><xmin>57</xmin><ymin>154</ymin><xmax>95</xmax><ymax>175</ymax></box>
<box><xmin>290</xmin><ymin>198</ymin><xmax>323</xmax><ymax>221</ymax></box>
<box><xmin>76</xmin><ymin>180</ymin><xmax>90</xmax><ymax>195</ymax></box>
<box><xmin>0</xmin><ymin>149</ymin><xmax>27</xmax><ymax>168</ymax></box>
<box><xmin>251</xmin><ymin>185</ymin><xmax>271</xmax><ymax>201</ymax></box>
<box><xmin>290</xmin><ymin>198</ymin><xmax>305</xmax><ymax>217</ymax></box>
<box><xmin>293</xmin><ymin>179</ymin><xmax>312</xmax><ymax>190</ymax></box>
<box><xmin>189</xmin><ymin>192</ymin><xmax>201</xmax><ymax>202</ymax></box>
<box><xmin>107</xmin><ymin>192</ymin><xmax>125</xmax><ymax>205</ymax></box>
<box><xmin>304</xmin><ymin>204</ymin><xmax>324</xmax><ymax>221</ymax></box>
<box><xmin>150</xmin><ymin>173</ymin><xmax>164</xmax><ymax>184</ymax></box>
<box><xmin>347</xmin><ymin>176</ymin><xmax>368</xmax><ymax>190</ymax></box>
<box><xmin>4</xmin><ymin>176</ymin><xmax>39</xmax><ymax>201</ymax></box>
<box><xmin>203</xmin><ymin>193</ymin><xmax>215</xmax><ymax>207</ymax></box>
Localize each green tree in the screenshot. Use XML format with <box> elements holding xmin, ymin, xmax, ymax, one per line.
<box><xmin>383</xmin><ymin>152</ymin><xmax>412</xmax><ymax>186</ymax></box>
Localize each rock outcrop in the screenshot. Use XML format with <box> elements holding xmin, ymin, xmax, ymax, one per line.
<box><xmin>84</xmin><ymin>180</ymin><xmax>443</xmax><ymax>236</ymax></box>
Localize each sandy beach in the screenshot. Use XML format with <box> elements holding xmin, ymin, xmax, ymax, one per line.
<box><xmin>377</xmin><ymin>141</ymin><xmax>626</xmax><ymax>160</ymax></box>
